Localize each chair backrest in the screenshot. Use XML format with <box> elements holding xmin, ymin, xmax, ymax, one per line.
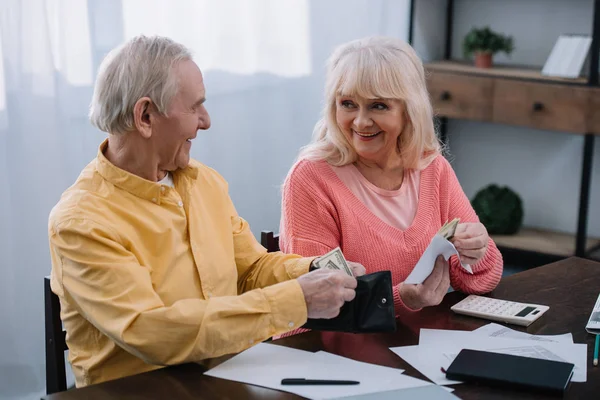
<box><xmin>259</xmin><ymin>232</ymin><xmax>279</xmax><ymax>343</ymax></box>
<box><xmin>260</xmin><ymin>231</ymin><xmax>280</xmax><ymax>252</ymax></box>
<box><xmin>44</xmin><ymin>276</ymin><xmax>68</xmax><ymax>394</ymax></box>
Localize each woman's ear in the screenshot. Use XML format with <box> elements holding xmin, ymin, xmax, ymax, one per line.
<box><xmin>133</xmin><ymin>97</ymin><xmax>154</xmax><ymax>139</ymax></box>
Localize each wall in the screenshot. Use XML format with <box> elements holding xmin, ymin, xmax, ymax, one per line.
<box><xmin>414</xmin><ymin>0</ymin><xmax>600</xmax><ymax>237</ymax></box>
<box><xmin>193</xmin><ymin>0</ymin><xmax>411</xmax><ymax>236</ymax></box>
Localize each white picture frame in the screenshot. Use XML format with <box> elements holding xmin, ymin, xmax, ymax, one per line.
<box><xmin>542</xmin><ymin>34</ymin><xmax>592</xmax><ymax>79</ymax></box>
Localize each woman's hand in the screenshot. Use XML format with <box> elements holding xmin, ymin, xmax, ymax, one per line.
<box><xmin>451</xmin><ymin>222</ymin><xmax>489</xmax><ymax>265</ymax></box>
<box><xmin>399</xmin><ymin>255</ymin><xmax>450</xmax><ymax>310</ymax></box>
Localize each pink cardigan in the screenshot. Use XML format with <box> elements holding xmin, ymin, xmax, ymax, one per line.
<box><xmin>279</xmin><ymin>155</ymin><xmax>503</xmax><ymax>328</ymax></box>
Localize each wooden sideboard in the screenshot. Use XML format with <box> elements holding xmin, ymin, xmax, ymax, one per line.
<box><xmin>426</xmin><ymin>61</ymin><xmax>600</xmax><ymax>136</ymax></box>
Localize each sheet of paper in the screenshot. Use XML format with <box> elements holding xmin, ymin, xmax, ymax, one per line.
<box><xmin>330</xmin><ymin>385</ymin><xmax>460</xmax><ymax>400</ymax></box>
<box><xmin>419</xmin><ymin>329</ymin><xmax>587</xmax><ymax>383</ymax></box>
<box><xmin>205</xmin><ymin>343</ymin><xmax>430</xmax><ymax>400</ymax></box>
<box><xmin>314</xmin><ymin>351</ymin><xmax>404</xmax><ymax>374</ymax></box>
<box><xmin>585</xmin><ymin>293</ymin><xmax>600</xmax><ymax>334</ymax></box>
<box><xmin>474</xmin><ymin>323</ymin><xmax>573</xmax><ymax>343</ymax></box>
<box><xmin>404</xmin><ymin>234</ymin><xmax>472</xmax><ymax>285</ymax></box>
<box><xmin>390</xmin><ymin>345</ymin><xmax>462</xmax><ymax>385</ymax></box>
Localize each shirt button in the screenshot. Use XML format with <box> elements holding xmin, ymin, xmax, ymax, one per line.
<box><xmin>178</xmin><ymin>201</ymin><xmax>183</xmax><ymax>207</ymax></box>
<box><xmin>206</xmin><ymin>291</ymin><xmax>212</xmax><ymax>298</ymax></box>
<box><xmin>151</xmin><ymin>198</ymin><xmax>157</xmax><ymax>203</ymax></box>
<box><xmin>288</xmin><ymin>322</ymin><xmax>294</xmax><ymax>328</ymax></box>
<box><xmin>248</xmin><ymin>339</ymin><xmax>254</xmax><ymax>345</ymax></box>
<box><xmin>160</xmin><ymin>186</ymin><xmax>166</xmax><ymax>192</ymax></box>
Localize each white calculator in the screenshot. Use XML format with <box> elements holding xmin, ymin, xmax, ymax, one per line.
<box><xmin>451</xmin><ymin>295</ymin><xmax>549</xmax><ymax>327</ymax></box>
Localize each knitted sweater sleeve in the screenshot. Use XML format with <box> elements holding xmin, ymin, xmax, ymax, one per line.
<box><xmin>441</xmin><ymin>158</ymin><xmax>503</xmax><ymax>294</ymax></box>
<box><xmin>280</xmin><ymin>160</ymin><xmax>341</xmax><ymax>257</ymax></box>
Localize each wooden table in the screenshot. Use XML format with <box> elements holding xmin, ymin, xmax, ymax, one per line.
<box><xmin>44</xmin><ymin>257</ymin><xmax>600</xmax><ymax>399</ymax></box>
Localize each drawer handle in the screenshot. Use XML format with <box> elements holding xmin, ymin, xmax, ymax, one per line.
<box><xmin>532</xmin><ymin>102</ymin><xmax>544</xmax><ymax>112</ymax></box>
<box><xmin>440</xmin><ymin>91</ymin><xmax>451</xmax><ymax>101</ymax></box>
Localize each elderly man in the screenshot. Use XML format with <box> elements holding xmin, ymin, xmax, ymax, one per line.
<box><xmin>48</xmin><ymin>35</ymin><xmax>363</xmax><ymax>387</ymax></box>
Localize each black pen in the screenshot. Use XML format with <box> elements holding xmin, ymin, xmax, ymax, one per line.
<box><xmin>281</xmin><ymin>378</ymin><xmax>360</xmax><ymax>385</ymax></box>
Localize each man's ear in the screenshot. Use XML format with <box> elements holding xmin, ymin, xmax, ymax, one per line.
<box><xmin>133</xmin><ymin>97</ymin><xmax>155</xmax><ymax>139</ymax></box>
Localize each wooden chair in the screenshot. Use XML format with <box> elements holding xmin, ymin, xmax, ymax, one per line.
<box><xmin>44</xmin><ymin>276</ymin><xmax>68</xmax><ymax>395</ymax></box>
<box><xmin>260</xmin><ymin>231</ymin><xmax>280</xmax><ymax>253</ymax></box>
<box><xmin>260</xmin><ymin>231</ymin><xmax>280</xmax><ymax>342</ymax></box>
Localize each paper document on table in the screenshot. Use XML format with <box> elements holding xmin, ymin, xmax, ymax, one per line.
<box><xmin>330</xmin><ymin>385</ymin><xmax>460</xmax><ymax>399</ymax></box>
<box><xmin>474</xmin><ymin>323</ymin><xmax>574</xmax><ymax>343</ymax></box>
<box><xmin>585</xmin><ymin>293</ymin><xmax>600</xmax><ymax>334</ymax></box>
<box><xmin>391</xmin><ymin>328</ymin><xmax>586</xmax><ymax>386</ymax></box>
<box><xmin>419</xmin><ymin>329</ymin><xmax>587</xmax><ymax>383</ymax></box>
<box><xmin>205</xmin><ymin>343</ymin><xmax>430</xmax><ymax>400</ymax></box>
<box><xmin>390</xmin><ymin>345</ymin><xmax>462</xmax><ymax>385</ymax></box>
<box><xmin>313</xmin><ymin>351</ymin><xmax>405</xmax><ymax>374</ymax></box>
<box><xmin>404</xmin><ymin>234</ymin><xmax>472</xmax><ymax>285</ymax></box>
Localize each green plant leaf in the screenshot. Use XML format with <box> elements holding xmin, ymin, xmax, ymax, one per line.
<box><xmin>463</xmin><ymin>26</ymin><xmax>514</xmax><ymax>58</ymax></box>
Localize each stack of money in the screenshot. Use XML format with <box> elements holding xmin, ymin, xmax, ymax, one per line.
<box><xmin>313</xmin><ymin>247</ymin><xmax>354</xmax><ymax>277</ymax></box>
<box><xmin>438</xmin><ymin>218</ymin><xmax>460</xmax><ymax>240</ymax></box>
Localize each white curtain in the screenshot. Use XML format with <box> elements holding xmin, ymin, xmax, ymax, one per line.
<box><xmin>0</xmin><ymin>1</ymin><xmax>409</xmax><ymax>398</ymax></box>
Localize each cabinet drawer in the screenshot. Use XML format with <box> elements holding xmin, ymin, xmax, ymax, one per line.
<box><xmin>426</xmin><ymin>72</ymin><xmax>493</xmax><ymax>121</ymax></box>
<box><xmin>586</xmin><ymin>88</ymin><xmax>600</xmax><ymax>135</ymax></box>
<box><xmin>492</xmin><ymin>80</ymin><xmax>589</xmax><ymax>133</ymax></box>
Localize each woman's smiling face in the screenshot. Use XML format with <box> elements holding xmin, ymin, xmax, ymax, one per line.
<box><xmin>335</xmin><ymin>94</ymin><xmax>406</xmax><ymax>164</ymax></box>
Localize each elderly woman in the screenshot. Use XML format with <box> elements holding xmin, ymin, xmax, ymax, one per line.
<box><xmin>279</xmin><ymin>36</ymin><xmax>503</xmax><ymax>323</ymax></box>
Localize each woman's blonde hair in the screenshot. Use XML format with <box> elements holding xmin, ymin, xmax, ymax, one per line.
<box><xmin>298</xmin><ymin>36</ymin><xmax>441</xmax><ymax>169</ymax></box>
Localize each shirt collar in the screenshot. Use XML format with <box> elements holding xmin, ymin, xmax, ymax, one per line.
<box><xmin>95</xmin><ymin>139</ymin><xmax>198</xmax><ymax>203</ymax></box>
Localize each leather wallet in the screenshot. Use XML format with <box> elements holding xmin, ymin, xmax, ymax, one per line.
<box><xmin>302</xmin><ymin>271</ymin><xmax>396</xmax><ymax>333</ymax></box>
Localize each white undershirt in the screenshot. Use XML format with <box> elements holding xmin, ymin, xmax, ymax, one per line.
<box><xmin>158</xmin><ymin>172</ymin><xmax>175</xmax><ymax>188</ymax></box>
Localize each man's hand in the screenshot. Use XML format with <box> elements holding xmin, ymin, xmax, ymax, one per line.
<box><xmin>297</xmin><ymin>269</ymin><xmax>357</xmax><ymax>319</ymax></box>
<box><xmin>451</xmin><ymin>222</ymin><xmax>489</xmax><ymax>265</ymax></box>
<box><xmin>399</xmin><ymin>255</ymin><xmax>450</xmax><ymax>310</ymax></box>
<box><xmin>348</xmin><ymin>261</ymin><xmax>366</xmax><ymax>277</ymax></box>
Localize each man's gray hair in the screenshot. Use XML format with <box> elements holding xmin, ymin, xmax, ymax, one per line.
<box><xmin>89</xmin><ymin>36</ymin><xmax>192</xmax><ymax>135</ymax></box>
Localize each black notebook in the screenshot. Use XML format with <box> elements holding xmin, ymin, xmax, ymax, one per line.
<box><xmin>445</xmin><ymin>349</ymin><xmax>575</xmax><ymax>395</ymax></box>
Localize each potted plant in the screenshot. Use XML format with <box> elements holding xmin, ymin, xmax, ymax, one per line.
<box><xmin>463</xmin><ymin>26</ymin><xmax>514</xmax><ymax>68</ymax></box>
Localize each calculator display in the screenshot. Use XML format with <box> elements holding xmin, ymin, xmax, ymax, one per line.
<box><xmin>515</xmin><ymin>306</ymin><xmax>536</xmax><ymax>317</ymax></box>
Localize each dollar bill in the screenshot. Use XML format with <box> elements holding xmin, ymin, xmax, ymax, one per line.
<box><xmin>314</xmin><ymin>247</ymin><xmax>353</xmax><ymax>276</ymax></box>
<box><xmin>438</xmin><ymin>218</ymin><xmax>460</xmax><ymax>240</ymax></box>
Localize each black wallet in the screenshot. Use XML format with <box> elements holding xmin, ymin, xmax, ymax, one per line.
<box><xmin>445</xmin><ymin>349</ymin><xmax>575</xmax><ymax>395</ymax></box>
<box><xmin>302</xmin><ymin>271</ymin><xmax>396</xmax><ymax>333</ymax></box>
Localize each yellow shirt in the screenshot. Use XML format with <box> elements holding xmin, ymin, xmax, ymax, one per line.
<box><xmin>48</xmin><ymin>140</ymin><xmax>312</xmax><ymax>387</ymax></box>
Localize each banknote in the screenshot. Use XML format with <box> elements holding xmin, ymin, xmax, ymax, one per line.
<box><xmin>438</xmin><ymin>218</ymin><xmax>460</xmax><ymax>240</ymax></box>
<box><xmin>314</xmin><ymin>247</ymin><xmax>353</xmax><ymax>276</ymax></box>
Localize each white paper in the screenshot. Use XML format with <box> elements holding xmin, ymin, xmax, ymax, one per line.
<box><xmin>543</xmin><ymin>35</ymin><xmax>592</xmax><ymax>78</ymax></box>
<box><xmin>542</xmin><ymin>36</ymin><xmax>566</xmax><ymax>75</ymax></box>
<box><xmin>404</xmin><ymin>234</ymin><xmax>472</xmax><ymax>285</ymax></box>
<box><xmin>419</xmin><ymin>329</ymin><xmax>587</xmax><ymax>383</ymax></box>
<box><xmin>585</xmin><ymin>293</ymin><xmax>600</xmax><ymax>334</ymax></box>
<box><xmin>314</xmin><ymin>351</ymin><xmax>405</xmax><ymax>374</ymax></box>
<box><xmin>205</xmin><ymin>343</ymin><xmax>430</xmax><ymax>400</ymax></box>
<box><xmin>330</xmin><ymin>385</ymin><xmax>459</xmax><ymax>399</ymax></box>
<box><xmin>565</xmin><ymin>37</ymin><xmax>592</xmax><ymax>78</ymax></box>
<box><xmin>473</xmin><ymin>323</ymin><xmax>573</xmax><ymax>343</ymax></box>
<box><xmin>390</xmin><ymin>345</ymin><xmax>462</xmax><ymax>385</ymax></box>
